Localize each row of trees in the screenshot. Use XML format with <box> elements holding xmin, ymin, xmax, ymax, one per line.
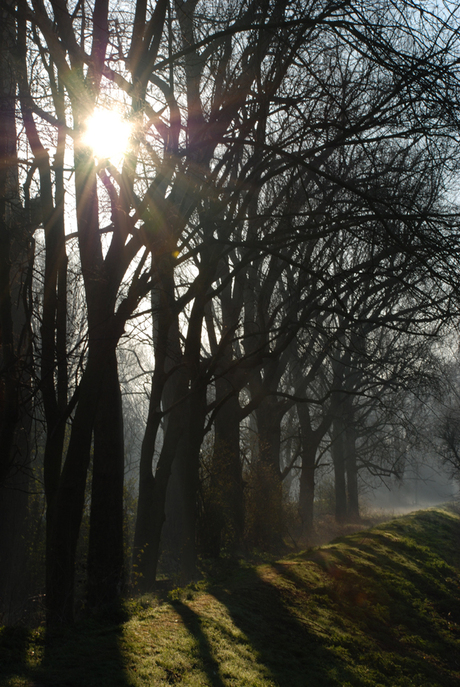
<box><xmin>1</xmin><ymin>0</ymin><xmax>460</xmax><ymax>625</ymax></box>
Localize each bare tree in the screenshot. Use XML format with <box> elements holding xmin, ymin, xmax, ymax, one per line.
<box><xmin>4</xmin><ymin>0</ymin><xmax>460</xmax><ymax>623</ymax></box>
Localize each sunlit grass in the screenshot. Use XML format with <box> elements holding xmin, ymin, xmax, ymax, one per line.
<box><xmin>1</xmin><ymin>505</ymin><xmax>459</xmax><ymax>686</ymax></box>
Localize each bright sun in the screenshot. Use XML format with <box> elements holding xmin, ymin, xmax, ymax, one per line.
<box><xmin>82</xmin><ymin>108</ymin><xmax>132</xmax><ymax>162</ymax></box>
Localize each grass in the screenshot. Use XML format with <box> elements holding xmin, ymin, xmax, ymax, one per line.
<box><xmin>1</xmin><ymin>504</ymin><xmax>459</xmax><ymax>686</ymax></box>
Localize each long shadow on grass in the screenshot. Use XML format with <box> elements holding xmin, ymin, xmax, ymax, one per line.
<box><xmin>268</xmin><ymin>524</ymin><xmax>460</xmax><ymax>685</ymax></box>
<box><xmin>206</xmin><ymin>565</ymin><xmax>361</xmax><ymax>687</ymax></box>
<box><xmin>322</xmin><ymin>530</ymin><xmax>460</xmax><ymax>620</ymax></box>
<box><xmin>339</xmin><ymin>538</ymin><xmax>460</xmax><ymax>637</ymax></box>
<box><xmin>270</xmin><ymin>556</ymin><xmax>460</xmax><ymax>686</ymax></box>
<box><xmin>203</xmin><ymin>509</ymin><xmax>460</xmax><ymax>687</ymax></box>
<box><xmin>172</xmin><ymin>600</ymin><xmax>227</xmax><ymax>687</ymax></box>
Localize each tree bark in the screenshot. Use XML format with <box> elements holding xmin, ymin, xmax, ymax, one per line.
<box><xmin>87</xmin><ymin>348</ymin><xmax>125</xmax><ymax>607</ymax></box>
<box><xmin>45</xmin><ymin>345</ymin><xmax>110</xmax><ymax>624</ymax></box>
<box><xmin>133</xmin><ymin>256</ymin><xmax>184</xmax><ymax>590</ymax></box>
<box><xmin>251</xmin><ymin>396</ymin><xmax>285</xmax><ymax>551</ymax></box>
<box><xmin>297</xmin><ymin>401</ymin><xmax>334</xmax><ymax>539</ymax></box>
<box><xmin>163</xmin><ymin>387</ymin><xmax>207</xmax><ymax>582</ymax></box>
<box><xmin>205</xmin><ymin>390</ymin><xmax>244</xmax><ymax>557</ymax></box>
<box><xmin>134</xmin><ymin>394</ymin><xmax>187</xmax><ymax>591</ymax></box>
<box><xmin>0</xmin><ymin>1</ymin><xmax>34</xmax><ymax>620</ymax></box>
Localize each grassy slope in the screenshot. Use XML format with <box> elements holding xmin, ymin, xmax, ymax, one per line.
<box><xmin>1</xmin><ymin>505</ymin><xmax>459</xmax><ymax>687</ymax></box>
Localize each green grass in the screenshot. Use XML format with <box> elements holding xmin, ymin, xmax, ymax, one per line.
<box><xmin>1</xmin><ymin>505</ymin><xmax>459</xmax><ymax>686</ymax></box>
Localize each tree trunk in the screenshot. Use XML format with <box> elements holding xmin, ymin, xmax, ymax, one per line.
<box><xmin>251</xmin><ymin>397</ymin><xmax>285</xmax><ymax>551</ymax></box>
<box><xmin>331</xmin><ymin>415</ymin><xmax>347</xmax><ymax>524</ymax></box>
<box><xmin>133</xmin><ymin>259</ymin><xmax>185</xmax><ymax>590</ymax></box>
<box><xmin>345</xmin><ymin>405</ymin><xmax>360</xmax><ymax>523</ymax></box>
<box><xmin>159</xmin><ymin>263</ymin><xmax>212</xmax><ymax>582</ymax></box>
<box><xmin>297</xmin><ymin>402</ymin><xmax>333</xmax><ymax>540</ymax></box>
<box><xmin>0</xmin><ymin>454</ymin><xmax>30</xmax><ymax>623</ymax></box>
<box><xmin>163</xmin><ymin>387</ymin><xmax>207</xmax><ymax>582</ymax></box>
<box><xmin>0</xmin><ymin>0</ymin><xmax>27</xmax><ymax>483</ymax></box>
<box><xmin>160</xmin><ymin>283</ymin><xmax>209</xmax><ymax>580</ymax></box>
<box><xmin>0</xmin><ymin>4</ymin><xmax>34</xmax><ymax>620</ymax></box>
<box><xmin>204</xmin><ymin>386</ymin><xmax>244</xmax><ymax>558</ymax></box>
<box><xmin>46</xmin><ymin>337</ymin><xmax>117</xmax><ymax>624</ymax></box>
<box><xmin>298</xmin><ymin>443</ymin><xmax>316</xmax><ymax>539</ymax></box>
<box><xmin>87</xmin><ymin>349</ymin><xmax>125</xmax><ymax>607</ymax></box>
<box><xmin>132</xmin><ymin>403</ymin><xmax>162</xmax><ymax>590</ymax></box>
<box><xmin>297</xmin><ymin>404</ymin><xmax>316</xmax><ymax>539</ymax></box>
<box><xmin>133</xmin><ymin>395</ymin><xmax>187</xmax><ymax>591</ymax></box>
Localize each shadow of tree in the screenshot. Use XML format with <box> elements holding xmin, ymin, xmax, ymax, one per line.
<box><xmin>199</xmin><ymin>510</ymin><xmax>460</xmax><ymax>686</ymax></box>
<box><xmin>172</xmin><ymin>600</ymin><xmax>227</xmax><ymax>687</ymax></box>
<box><xmin>206</xmin><ymin>565</ymin><xmax>361</xmax><ymax>686</ymax></box>
<box><xmin>266</xmin><ymin>516</ymin><xmax>460</xmax><ymax>684</ymax></box>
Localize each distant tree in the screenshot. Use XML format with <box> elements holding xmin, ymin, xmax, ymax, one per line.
<box><xmin>435</xmin><ymin>362</ymin><xmax>460</xmax><ymax>479</ymax></box>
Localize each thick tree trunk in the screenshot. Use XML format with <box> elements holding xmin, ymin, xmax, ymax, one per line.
<box><xmin>0</xmin><ymin>235</ymin><xmax>33</xmax><ymax>622</ymax></box>
<box><xmin>0</xmin><ymin>6</ymin><xmax>35</xmax><ymax>620</ymax></box>
<box><xmin>133</xmin><ymin>396</ymin><xmax>187</xmax><ymax>591</ymax></box>
<box><xmin>203</xmin><ymin>262</ymin><xmax>245</xmax><ymax>558</ymax></box>
<box><xmin>0</xmin><ymin>232</ymin><xmax>17</xmax><ymax>481</ymax></box>
<box><xmin>163</xmin><ymin>387</ymin><xmax>207</xmax><ymax>582</ymax></box>
<box><xmin>297</xmin><ymin>402</ymin><xmax>333</xmax><ymax>539</ymax></box>
<box><xmin>87</xmin><ymin>349</ymin><xmax>125</xmax><ymax>607</ymax></box>
<box><xmin>204</xmin><ymin>387</ymin><xmax>244</xmax><ymax>558</ymax></box>
<box><xmin>0</xmin><ymin>448</ymin><xmax>30</xmax><ymax>623</ymax></box>
<box><xmin>158</xmin><ymin>266</ymin><xmax>211</xmax><ymax>582</ymax></box>
<box><xmin>46</xmin><ymin>336</ymin><xmax>118</xmax><ymax>624</ymax></box>
<box><xmin>133</xmin><ymin>260</ymin><xmax>185</xmax><ymax>590</ymax></box>
<box><xmin>0</xmin><ymin>0</ymin><xmax>25</xmax><ymax>483</ymax></box>
<box><xmin>132</xmin><ymin>406</ymin><xmax>162</xmax><ymax>589</ymax></box>
<box><xmin>250</xmin><ymin>398</ymin><xmax>285</xmax><ymax>551</ymax></box>
<box><xmin>257</xmin><ymin>399</ymin><xmax>283</xmax><ymax>477</ymax></box>
<box><xmin>160</xmin><ymin>286</ymin><xmax>208</xmax><ymax>581</ymax></box>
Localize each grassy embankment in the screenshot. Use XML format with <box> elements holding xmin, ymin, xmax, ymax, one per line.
<box><xmin>1</xmin><ymin>505</ymin><xmax>459</xmax><ymax>686</ymax></box>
